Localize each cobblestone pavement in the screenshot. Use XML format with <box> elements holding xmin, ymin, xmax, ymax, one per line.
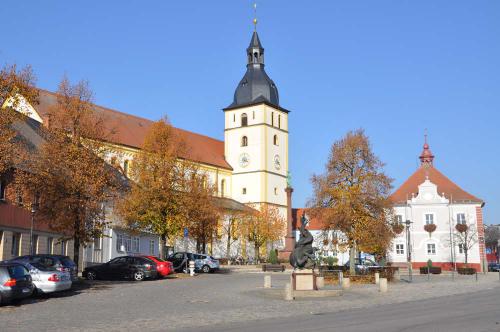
<box><xmin>1</xmin><ymin>271</ymin><xmax>499</xmax><ymax>331</ymax></box>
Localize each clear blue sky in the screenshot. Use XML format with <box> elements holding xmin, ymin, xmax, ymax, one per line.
<box><xmin>2</xmin><ymin>1</ymin><xmax>499</xmax><ymax>224</ymax></box>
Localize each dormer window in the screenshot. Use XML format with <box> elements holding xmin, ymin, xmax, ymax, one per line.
<box><xmin>241</xmin><ymin>136</ymin><xmax>248</xmax><ymax>147</ymax></box>
<box><xmin>273</xmin><ymin>135</ymin><xmax>278</xmax><ymax>146</ymax></box>
<box><xmin>241</xmin><ymin>113</ymin><xmax>248</xmax><ymax>127</ymax></box>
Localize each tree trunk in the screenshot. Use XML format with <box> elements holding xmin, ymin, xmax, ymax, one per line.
<box><xmin>226</xmin><ymin>225</ymin><xmax>232</xmax><ymax>259</ymax></box>
<box><xmin>254</xmin><ymin>242</ymin><xmax>260</xmax><ymax>263</ymax></box>
<box><xmin>159</xmin><ymin>234</ymin><xmax>167</xmax><ymax>260</ymax></box>
<box><xmin>73</xmin><ymin>235</ymin><xmax>80</xmax><ymax>274</ymax></box>
<box><xmin>349</xmin><ymin>243</ymin><xmax>356</xmax><ymax>275</ymax></box>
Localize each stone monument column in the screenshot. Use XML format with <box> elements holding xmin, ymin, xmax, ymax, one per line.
<box><xmin>279</xmin><ymin>186</ymin><xmax>295</xmax><ymax>260</ymax></box>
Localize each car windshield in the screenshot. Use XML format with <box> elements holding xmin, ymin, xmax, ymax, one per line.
<box><xmin>60</xmin><ymin>257</ymin><xmax>76</xmax><ymax>267</ymax></box>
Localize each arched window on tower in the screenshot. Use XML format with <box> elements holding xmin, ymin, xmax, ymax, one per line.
<box><xmin>241</xmin><ymin>113</ymin><xmax>248</xmax><ymax>127</ymax></box>
<box><xmin>273</xmin><ymin>135</ymin><xmax>278</xmax><ymax>146</ymax></box>
<box><xmin>278</xmin><ymin>115</ymin><xmax>281</xmax><ymax>128</ymax></box>
<box><xmin>254</xmin><ymin>52</ymin><xmax>259</xmax><ymax>63</ymax></box>
<box><xmin>241</xmin><ymin>136</ymin><xmax>248</xmax><ymax>147</ymax></box>
<box><xmin>123</xmin><ymin>160</ymin><xmax>130</xmax><ymax>177</ymax></box>
<box><xmin>220</xmin><ymin>179</ymin><xmax>225</xmax><ymax>197</ymax></box>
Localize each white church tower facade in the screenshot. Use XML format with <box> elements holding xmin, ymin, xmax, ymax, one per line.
<box><xmin>224</xmin><ymin>30</ymin><xmax>289</xmax><ymax>217</ymax></box>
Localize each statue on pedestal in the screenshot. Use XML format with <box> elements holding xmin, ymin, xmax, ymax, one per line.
<box><xmin>289</xmin><ymin>212</ymin><xmax>315</xmax><ymax>269</ymax></box>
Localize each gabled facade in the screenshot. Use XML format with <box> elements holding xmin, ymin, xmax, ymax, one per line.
<box><xmin>388</xmin><ymin>139</ymin><xmax>486</xmax><ymax>271</ymax></box>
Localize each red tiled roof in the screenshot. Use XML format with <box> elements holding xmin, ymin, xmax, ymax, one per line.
<box><xmin>292</xmin><ymin>208</ymin><xmax>326</xmax><ymax>231</ymax></box>
<box><xmin>390</xmin><ymin>166</ymin><xmax>483</xmax><ymax>205</ymax></box>
<box><xmin>33</xmin><ymin>90</ymin><xmax>232</xmax><ymax>170</ymax></box>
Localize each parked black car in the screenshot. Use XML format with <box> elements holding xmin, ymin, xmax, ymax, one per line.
<box><xmin>83</xmin><ymin>256</ymin><xmax>158</xmax><ymax>281</ymax></box>
<box><xmin>488</xmin><ymin>263</ymin><xmax>500</xmax><ymax>272</ymax></box>
<box><xmin>15</xmin><ymin>255</ymin><xmax>77</xmax><ymax>281</ymax></box>
<box><xmin>0</xmin><ymin>262</ymin><xmax>35</xmax><ymax>305</ymax></box>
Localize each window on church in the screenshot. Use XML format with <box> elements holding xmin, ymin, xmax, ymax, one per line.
<box><xmin>457</xmin><ymin>213</ymin><xmax>466</xmax><ymax>225</ymax></box>
<box><xmin>425</xmin><ymin>214</ymin><xmax>434</xmax><ymax>225</ymax></box>
<box><xmin>278</xmin><ymin>114</ymin><xmax>281</xmax><ymax>128</ymax></box>
<box><xmin>233</xmin><ymin>114</ymin><xmax>235</xmax><ymax>122</ymax></box>
<box><xmin>274</xmin><ymin>188</ymin><xmax>278</xmax><ymax>195</ymax></box>
<box><xmin>241</xmin><ymin>136</ymin><xmax>248</xmax><ymax>147</ymax></box>
<box><xmin>123</xmin><ymin>160</ymin><xmax>129</xmax><ymax>177</ymax></box>
<box><xmin>241</xmin><ymin>113</ymin><xmax>248</xmax><ymax>127</ymax></box>
<box><xmin>395</xmin><ymin>215</ymin><xmax>403</xmax><ymax>224</ymax></box>
<box><xmin>273</xmin><ymin>135</ymin><xmax>278</xmax><ymax>146</ymax></box>
<box><xmin>0</xmin><ymin>180</ymin><xmax>5</xmax><ymax>201</ymax></box>
<box><xmin>242</xmin><ymin>188</ymin><xmax>247</xmax><ymax>195</ymax></box>
<box><xmin>271</xmin><ymin>112</ymin><xmax>274</xmax><ymax>126</ymax></box>
<box><xmin>221</xmin><ymin>180</ymin><xmax>225</xmax><ymax>197</ymax></box>
<box><xmin>253</xmin><ymin>111</ymin><xmax>255</xmax><ymax>119</ymax></box>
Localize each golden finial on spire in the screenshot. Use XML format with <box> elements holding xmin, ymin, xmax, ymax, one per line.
<box><xmin>253</xmin><ymin>3</ymin><xmax>258</xmax><ymax>30</ymax></box>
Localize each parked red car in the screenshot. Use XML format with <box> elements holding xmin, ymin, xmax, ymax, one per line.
<box><xmin>141</xmin><ymin>256</ymin><xmax>173</xmax><ymax>278</ymax></box>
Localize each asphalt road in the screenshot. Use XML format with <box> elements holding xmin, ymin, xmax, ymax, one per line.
<box><xmin>198</xmin><ymin>287</ymin><xmax>500</xmax><ymax>332</ymax></box>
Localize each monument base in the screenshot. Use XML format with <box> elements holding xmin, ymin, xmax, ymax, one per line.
<box><xmin>292</xmin><ymin>269</ymin><xmax>317</xmax><ymax>291</ymax></box>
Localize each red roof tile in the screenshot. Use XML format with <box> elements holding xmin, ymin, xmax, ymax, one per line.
<box><xmin>33</xmin><ymin>90</ymin><xmax>232</xmax><ymax>170</ymax></box>
<box><xmin>390</xmin><ymin>166</ymin><xmax>483</xmax><ymax>205</ymax></box>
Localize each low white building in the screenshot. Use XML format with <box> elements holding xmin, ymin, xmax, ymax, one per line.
<box><xmin>388</xmin><ymin>139</ymin><xmax>486</xmax><ymax>271</ymax></box>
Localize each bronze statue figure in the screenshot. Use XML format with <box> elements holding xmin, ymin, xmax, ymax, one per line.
<box><xmin>289</xmin><ymin>212</ymin><xmax>316</xmax><ymax>269</ymax></box>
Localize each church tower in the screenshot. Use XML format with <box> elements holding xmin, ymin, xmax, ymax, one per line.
<box><xmin>224</xmin><ymin>29</ymin><xmax>289</xmax><ymax>216</ymax></box>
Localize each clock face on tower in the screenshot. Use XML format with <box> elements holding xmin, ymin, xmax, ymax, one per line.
<box><xmin>274</xmin><ymin>154</ymin><xmax>281</xmax><ymax>170</ymax></box>
<box><xmin>239</xmin><ymin>153</ymin><xmax>250</xmax><ymax>168</ymax></box>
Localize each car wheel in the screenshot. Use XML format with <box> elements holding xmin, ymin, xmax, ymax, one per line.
<box><xmin>133</xmin><ymin>271</ymin><xmax>145</xmax><ymax>281</ymax></box>
<box><xmin>86</xmin><ymin>271</ymin><xmax>97</xmax><ymax>281</ymax></box>
<box><xmin>202</xmin><ymin>265</ymin><xmax>211</xmax><ymax>273</ymax></box>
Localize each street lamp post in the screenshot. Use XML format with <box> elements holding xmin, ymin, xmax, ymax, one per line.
<box><xmin>405</xmin><ymin>219</ymin><xmax>413</xmax><ymax>282</ymax></box>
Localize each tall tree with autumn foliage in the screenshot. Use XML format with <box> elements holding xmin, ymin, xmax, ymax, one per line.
<box><xmin>0</xmin><ymin>64</ymin><xmax>39</xmax><ymax>173</ymax></box>
<box><xmin>16</xmin><ymin>77</ymin><xmax>122</xmax><ymax>271</ymax></box>
<box><xmin>242</xmin><ymin>204</ymin><xmax>286</xmax><ymax>263</ymax></box>
<box><xmin>117</xmin><ymin>117</ymin><xmax>190</xmax><ymax>258</ymax></box>
<box><xmin>183</xmin><ymin>171</ymin><xmax>220</xmax><ymax>254</ymax></box>
<box><xmin>309</xmin><ymin>129</ymin><xmax>394</xmax><ymax>274</ymax></box>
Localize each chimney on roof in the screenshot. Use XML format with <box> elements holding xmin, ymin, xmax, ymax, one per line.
<box><xmin>419</xmin><ymin>133</ymin><xmax>434</xmax><ymax>167</ymax></box>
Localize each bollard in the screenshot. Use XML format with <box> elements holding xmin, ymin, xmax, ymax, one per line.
<box><xmin>394</xmin><ymin>269</ymin><xmax>401</xmax><ymax>281</ymax></box>
<box><xmin>316</xmin><ymin>276</ymin><xmax>324</xmax><ymax>289</ymax></box>
<box><xmin>284</xmin><ymin>282</ymin><xmax>294</xmax><ymax>301</ymax></box>
<box><xmin>375</xmin><ymin>272</ymin><xmax>380</xmax><ymax>285</ymax></box>
<box><xmin>189</xmin><ymin>260</ymin><xmax>195</xmax><ymax>276</ymax></box>
<box><xmin>342</xmin><ymin>277</ymin><xmax>350</xmax><ymax>289</ymax></box>
<box><xmin>339</xmin><ymin>271</ymin><xmax>344</xmax><ymax>287</ymax></box>
<box><xmin>264</xmin><ymin>275</ymin><xmax>272</xmax><ymax>288</ymax></box>
<box><xmin>379</xmin><ymin>278</ymin><xmax>388</xmax><ymax>293</ymax></box>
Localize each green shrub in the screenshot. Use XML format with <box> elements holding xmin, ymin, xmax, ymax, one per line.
<box><xmin>268</xmin><ymin>249</ymin><xmax>278</xmax><ymax>265</ymax></box>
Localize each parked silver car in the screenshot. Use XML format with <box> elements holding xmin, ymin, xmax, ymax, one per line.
<box><xmin>11</xmin><ymin>260</ymin><xmax>71</xmax><ymax>294</ymax></box>
<box><xmin>194</xmin><ymin>254</ymin><xmax>220</xmax><ymax>273</ymax></box>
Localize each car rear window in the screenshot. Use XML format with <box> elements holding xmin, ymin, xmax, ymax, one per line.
<box><xmin>31</xmin><ymin>262</ymin><xmax>56</xmax><ymax>272</ymax></box>
<box><xmin>60</xmin><ymin>257</ymin><xmax>76</xmax><ymax>267</ymax></box>
<box><xmin>8</xmin><ymin>265</ymin><xmax>29</xmax><ymax>278</ymax></box>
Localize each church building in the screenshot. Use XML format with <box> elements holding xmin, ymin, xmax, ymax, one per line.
<box><xmin>0</xmin><ymin>28</ymin><xmax>290</xmax><ymax>265</ymax></box>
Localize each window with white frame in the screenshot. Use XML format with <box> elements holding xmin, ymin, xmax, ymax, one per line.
<box><xmin>132</xmin><ymin>237</ymin><xmax>140</xmax><ymax>253</ymax></box>
<box><xmin>427</xmin><ymin>243</ymin><xmax>436</xmax><ymax>255</ymax></box>
<box><xmin>425</xmin><ymin>214</ymin><xmax>434</xmax><ymax>225</ymax></box>
<box><xmin>456</xmin><ymin>213</ymin><xmax>466</xmax><ymax>225</ymax></box>
<box><xmin>149</xmin><ymin>240</ymin><xmax>155</xmax><ymax>255</ymax></box>
<box><xmin>117</xmin><ymin>233</ymin><xmax>130</xmax><ymax>252</ymax></box>
<box><xmin>395</xmin><ymin>215</ymin><xmax>403</xmax><ymax>224</ymax></box>
<box><xmin>458</xmin><ymin>243</ymin><xmax>464</xmax><ymax>254</ymax></box>
<box><xmin>395</xmin><ymin>243</ymin><xmax>405</xmax><ymax>255</ymax></box>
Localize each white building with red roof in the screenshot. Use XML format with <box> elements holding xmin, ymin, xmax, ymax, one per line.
<box><xmin>388</xmin><ymin>138</ymin><xmax>487</xmax><ymax>272</ymax></box>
